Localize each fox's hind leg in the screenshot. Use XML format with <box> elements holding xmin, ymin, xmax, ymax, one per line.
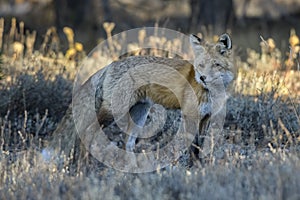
<box><xmin>125</xmin><ymin>100</ymin><xmax>153</xmax><ymax>152</ymax></box>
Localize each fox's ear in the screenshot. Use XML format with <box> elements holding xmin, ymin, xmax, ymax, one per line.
<box><xmin>190</xmin><ymin>34</ymin><xmax>205</xmax><ymax>54</ymax></box>
<box><xmin>219</xmin><ymin>33</ymin><xmax>232</xmax><ymax>50</ymax></box>
<box><xmin>190</xmin><ymin>34</ymin><xmax>202</xmax><ymax>45</ymax></box>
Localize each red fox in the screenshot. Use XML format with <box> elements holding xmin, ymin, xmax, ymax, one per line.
<box><xmin>96</xmin><ymin>33</ymin><xmax>234</xmax><ymax>151</ymax></box>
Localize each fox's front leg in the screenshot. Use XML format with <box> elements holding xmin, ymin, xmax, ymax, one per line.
<box><xmin>181</xmin><ymin>88</ymin><xmax>211</xmax><ymax>143</ymax></box>
<box><xmin>199</xmin><ymin>102</ymin><xmax>211</xmax><ymax>118</ymax></box>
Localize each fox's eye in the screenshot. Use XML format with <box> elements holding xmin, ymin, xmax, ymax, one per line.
<box><xmin>214</xmin><ymin>63</ymin><xmax>221</xmax><ymax>68</ymax></box>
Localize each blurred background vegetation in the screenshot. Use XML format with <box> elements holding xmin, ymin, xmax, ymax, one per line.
<box><xmin>1</xmin><ymin>0</ymin><xmax>300</xmax><ymax>52</ymax></box>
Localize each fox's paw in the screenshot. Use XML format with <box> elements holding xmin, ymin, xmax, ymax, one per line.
<box><xmin>126</xmin><ymin>135</ymin><xmax>137</xmax><ymax>152</ymax></box>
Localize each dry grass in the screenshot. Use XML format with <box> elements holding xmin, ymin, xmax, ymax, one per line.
<box><xmin>0</xmin><ymin>18</ymin><xmax>299</xmax><ymax>199</ymax></box>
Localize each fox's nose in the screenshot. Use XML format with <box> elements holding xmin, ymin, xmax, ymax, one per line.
<box><xmin>200</xmin><ymin>75</ymin><xmax>206</xmax><ymax>82</ymax></box>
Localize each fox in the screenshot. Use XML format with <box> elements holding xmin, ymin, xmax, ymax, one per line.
<box><xmin>43</xmin><ymin>33</ymin><xmax>234</xmax><ymax>165</ymax></box>
<box><xmin>96</xmin><ymin>33</ymin><xmax>234</xmax><ymax>152</ymax></box>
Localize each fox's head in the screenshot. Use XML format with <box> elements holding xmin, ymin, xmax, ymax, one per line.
<box><xmin>190</xmin><ymin>34</ymin><xmax>234</xmax><ymax>89</ymax></box>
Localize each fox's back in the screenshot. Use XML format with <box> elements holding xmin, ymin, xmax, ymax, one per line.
<box><xmin>102</xmin><ymin>56</ymin><xmax>198</xmax><ymax>108</ymax></box>
<box><xmin>104</xmin><ymin>56</ymin><xmax>193</xmax><ymax>80</ymax></box>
